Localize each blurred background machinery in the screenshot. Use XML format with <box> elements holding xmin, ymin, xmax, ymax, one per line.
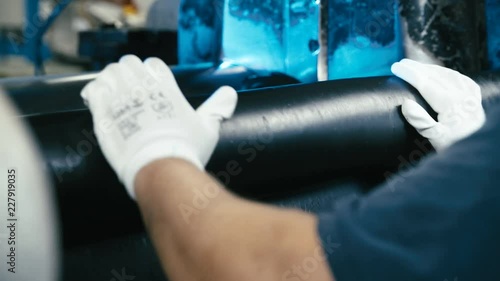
<box><xmin>0</xmin><ymin>0</ymin><xmax>499</xmax><ymax>79</ymax></box>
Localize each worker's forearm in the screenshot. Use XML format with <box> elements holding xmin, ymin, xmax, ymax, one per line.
<box><xmin>134</xmin><ymin>158</ymin><xmax>334</xmax><ymax>281</ymax></box>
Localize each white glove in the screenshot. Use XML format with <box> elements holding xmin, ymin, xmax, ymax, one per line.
<box><xmin>391</xmin><ymin>59</ymin><xmax>486</xmax><ymax>152</ymax></box>
<box><xmin>81</xmin><ymin>55</ymin><xmax>238</xmax><ymax>199</ymax></box>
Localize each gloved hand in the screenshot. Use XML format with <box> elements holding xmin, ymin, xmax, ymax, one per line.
<box><xmin>81</xmin><ymin>55</ymin><xmax>238</xmax><ymax>199</ymax></box>
<box><xmin>391</xmin><ymin>59</ymin><xmax>486</xmax><ymax>152</ymax></box>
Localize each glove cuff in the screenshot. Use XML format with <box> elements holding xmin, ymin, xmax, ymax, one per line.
<box><xmin>121</xmin><ymin>141</ymin><xmax>203</xmax><ymax>199</ymax></box>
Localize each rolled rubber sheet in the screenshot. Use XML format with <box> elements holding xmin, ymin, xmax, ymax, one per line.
<box><xmin>2</xmin><ymin>70</ymin><xmax>499</xmax><ymax>246</ymax></box>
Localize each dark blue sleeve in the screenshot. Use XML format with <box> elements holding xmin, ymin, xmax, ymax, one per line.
<box><xmin>318</xmin><ymin>106</ymin><xmax>500</xmax><ymax>281</ymax></box>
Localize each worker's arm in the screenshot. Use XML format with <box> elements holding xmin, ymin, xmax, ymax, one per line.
<box><xmin>81</xmin><ymin>55</ymin><xmax>334</xmax><ymax>281</ymax></box>
<box><xmin>135</xmin><ymin>158</ymin><xmax>334</xmax><ymax>281</ymax></box>
<box><xmin>81</xmin><ymin>55</ymin><xmax>485</xmax><ymax>281</ymax></box>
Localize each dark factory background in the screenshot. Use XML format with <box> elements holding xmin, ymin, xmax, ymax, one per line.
<box><xmin>0</xmin><ymin>1</ymin><xmax>499</xmax><ymax>281</ymax></box>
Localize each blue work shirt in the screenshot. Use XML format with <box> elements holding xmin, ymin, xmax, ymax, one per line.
<box><xmin>318</xmin><ymin>105</ymin><xmax>500</xmax><ymax>281</ymax></box>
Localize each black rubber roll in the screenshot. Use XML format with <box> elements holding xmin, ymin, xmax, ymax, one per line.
<box><xmin>18</xmin><ymin>71</ymin><xmax>500</xmax><ymax>197</ymax></box>
<box><xmin>3</xmin><ymin>65</ymin><xmax>299</xmax><ymax>117</ymax></box>
<box><xmin>4</xmin><ymin>71</ymin><xmax>500</xmax><ymax>247</ymax></box>
<box><xmin>208</xmin><ymin>72</ymin><xmax>500</xmax><ymax>193</ymax></box>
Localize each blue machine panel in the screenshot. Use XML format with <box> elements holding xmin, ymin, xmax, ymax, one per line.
<box><xmin>222</xmin><ymin>0</ymin><xmax>320</xmax><ymax>82</ymax></box>
<box><xmin>178</xmin><ymin>0</ymin><xmax>496</xmax><ymax>80</ymax></box>
<box><xmin>178</xmin><ymin>0</ymin><xmax>224</xmax><ymax>65</ymax></box>
<box><xmin>487</xmin><ymin>0</ymin><xmax>500</xmax><ymax>69</ymax></box>
<box><xmin>326</xmin><ymin>0</ymin><xmax>402</xmax><ymax>80</ymax></box>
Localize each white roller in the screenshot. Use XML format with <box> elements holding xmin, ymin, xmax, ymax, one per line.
<box><xmin>0</xmin><ymin>89</ymin><xmax>60</xmax><ymax>281</ymax></box>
